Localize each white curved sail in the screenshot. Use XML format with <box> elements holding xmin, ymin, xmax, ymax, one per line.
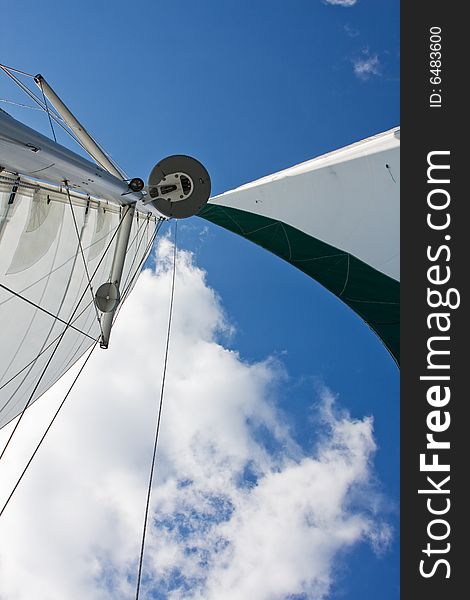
<box><xmin>0</xmin><ymin>69</ymin><xmax>211</xmax><ymax>428</ymax></box>
<box><xmin>200</xmin><ymin>128</ymin><xmax>400</xmax><ymax>362</ymax></box>
<box><xmin>0</xmin><ymin>167</ymin><xmax>156</xmax><ymax>429</ymax></box>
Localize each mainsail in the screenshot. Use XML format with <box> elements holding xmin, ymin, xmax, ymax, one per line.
<box><xmin>200</xmin><ymin>128</ymin><xmax>400</xmax><ymax>363</ymax></box>
<box><xmin>0</xmin><ymin>149</ymin><xmax>156</xmax><ymax>429</ymax></box>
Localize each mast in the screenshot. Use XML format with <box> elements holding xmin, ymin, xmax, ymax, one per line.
<box><xmin>34</xmin><ymin>74</ymin><xmax>126</xmax><ymax>180</ymax></box>
<box><xmin>34</xmin><ymin>74</ymin><xmax>138</xmax><ymax>349</ymax></box>
<box><xmin>98</xmin><ymin>204</ymin><xmax>136</xmax><ymax>348</ymax></box>
<box><xmin>0</xmin><ymin>71</ymin><xmax>210</xmax><ymax>354</ymax></box>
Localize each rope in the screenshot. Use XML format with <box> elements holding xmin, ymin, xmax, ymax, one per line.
<box><xmin>1</xmin><ymin>64</ymin><xmax>129</xmax><ymax>180</ymax></box>
<box><xmin>64</xmin><ymin>185</ymin><xmax>104</xmax><ymax>339</ymax></box>
<box><xmin>0</xmin><ymin>66</ymin><xmax>91</xmax><ymax>156</ymax></box>
<box><xmin>135</xmin><ymin>220</ymin><xmax>177</xmax><ymax>600</ymax></box>
<box><xmin>0</xmin><ymin>340</ymin><xmax>99</xmax><ymax>518</ymax></box>
<box><xmin>0</xmin><ymin>328</ymin><xmax>73</xmax><ymax>461</ymax></box>
<box><xmin>0</xmin><ymin>207</ymin><xmax>134</xmax><ymax>457</ymax></box>
<box><xmin>38</xmin><ymin>77</ymin><xmax>57</xmax><ymax>143</ymax></box>
<box><xmin>0</xmin><ymin>283</ymin><xmax>95</xmax><ymax>341</ymax></box>
<box><xmin>0</xmin><ymin>206</ymin><xmax>132</xmax><ymax>412</ymax></box>
<box><xmin>0</xmin><ymin>299</ymin><xmax>95</xmax><ymax>394</ymax></box>
<box><xmin>0</xmin><ymin>220</ymin><xmax>165</xmax><ymax>516</ymax></box>
<box><xmin>0</xmin><ymin>64</ymin><xmax>35</xmax><ymax>78</ymax></box>
<box><xmin>109</xmin><ymin>219</ymin><xmax>165</xmax><ymax>341</ymax></box>
<box><xmin>121</xmin><ymin>218</ymin><xmax>151</xmax><ymax>293</ymax></box>
<box><xmin>0</xmin><ymin>66</ymin><xmax>58</xmax><ymax>119</ymax></box>
<box><xmin>120</xmin><ymin>220</ymin><xmax>164</xmax><ymax>307</ymax></box>
<box><xmin>0</xmin><ymin>98</ymin><xmax>44</xmax><ymax>111</ymax></box>
<box><xmin>121</xmin><ymin>218</ymin><xmax>150</xmax><ymax>290</ymax></box>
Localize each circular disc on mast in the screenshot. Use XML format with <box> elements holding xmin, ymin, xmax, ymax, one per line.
<box><xmin>147</xmin><ymin>155</ymin><xmax>211</xmax><ymax>219</ymax></box>
<box><xmin>95</xmin><ymin>282</ymin><xmax>120</xmax><ymax>313</ymax></box>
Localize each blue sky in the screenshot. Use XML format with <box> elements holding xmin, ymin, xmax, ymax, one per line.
<box><xmin>1</xmin><ymin>1</ymin><xmax>399</xmax><ymax>598</ymax></box>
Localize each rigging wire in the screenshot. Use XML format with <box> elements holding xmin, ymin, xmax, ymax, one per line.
<box><xmin>0</xmin><ymin>206</ymin><xmax>135</xmax><ymax>457</ymax></box>
<box><xmin>0</xmin><ymin>299</ymin><xmax>95</xmax><ymax>393</ymax></box>
<box><xmin>0</xmin><ymin>221</ymin><xmax>166</xmax><ymax>518</ymax></box>
<box><xmin>0</xmin><ymin>98</ymin><xmax>44</xmax><ymax>111</ymax></box>
<box><xmin>0</xmin><ymin>209</ymin><xmax>121</xmax><ymax>311</ymax></box>
<box><xmin>118</xmin><ymin>220</ymin><xmax>164</xmax><ymax>314</ymax></box>
<box><xmin>0</xmin><ymin>322</ymin><xmax>78</xmax><ymax>462</ymax></box>
<box><xmin>1</xmin><ymin>64</ymin><xmax>129</xmax><ymax>181</ymax></box>
<box><xmin>37</xmin><ymin>77</ymin><xmax>57</xmax><ymax>143</ymax></box>
<box><xmin>125</xmin><ymin>214</ymin><xmax>149</xmax><ymax>262</ymax></box>
<box><xmin>0</xmin><ymin>283</ymin><xmax>96</xmax><ymax>341</ymax></box>
<box><xmin>0</xmin><ymin>63</ymin><xmax>35</xmax><ymax>78</ymax></box>
<box><xmin>64</xmin><ymin>185</ymin><xmax>104</xmax><ymax>339</ymax></box>
<box><xmin>0</xmin><ymin>209</ymin><xmax>152</xmax><ymax>403</ymax></box>
<box><xmin>135</xmin><ymin>220</ymin><xmax>177</xmax><ymax>600</ymax></box>
<box><xmin>0</xmin><ymin>66</ymin><xmax>61</xmax><ymax>120</ymax></box>
<box><xmin>0</xmin><ymin>340</ymin><xmax>99</xmax><ymax>519</ymax></box>
<box><xmin>121</xmin><ymin>218</ymin><xmax>151</xmax><ymax>292</ymax></box>
<box><xmin>0</xmin><ymin>66</ymin><xmax>91</xmax><ymax>155</ymax></box>
<box><xmin>123</xmin><ymin>220</ymin><xmax>163</xmax><ymax>295</ymax></box>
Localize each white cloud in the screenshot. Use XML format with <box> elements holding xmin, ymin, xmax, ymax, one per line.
<box><xmin>353</xmin><ymin>53</ymin><xmax>381</xmax><ymax>80</ymax></box>
<box><xmin>0</xmin><ymin>239</ymin><xmax>390</xmax><ymax>600</ymax></box>
<box><xmin>324</xmin><ymin>0</ymin><xmax>358</xmax><ymax>7</ymax></box>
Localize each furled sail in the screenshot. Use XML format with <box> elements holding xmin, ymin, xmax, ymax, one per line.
<box><xmin>0</xmin><ymin>110</ymin><xmax>157</xmax><ymax>429</ymax></box>
<box><xmin>199</xmin><ymin>128</ymin><xmax>400</xmax><ymax>363</ymax></box>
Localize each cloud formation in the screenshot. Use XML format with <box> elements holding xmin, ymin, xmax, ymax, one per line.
<box><xmin>353</xmin><ymin>53</ymin><xmax>381</xmax><ymax>80</ymax></box>
<box><xmin>0</xmin><ymin>239</ymin><xmax>390</xmax><ymax>600</ymax></box>
<box><xmin>324</xmin><ymin>0</ymin><xmax>358</xmax><ymax>7</ymax></box>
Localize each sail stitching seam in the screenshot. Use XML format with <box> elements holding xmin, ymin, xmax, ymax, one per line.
<box><xmin>280</xmin><ymin>223</ymin><xmax>293</xmax><ymax>261</ymax></box>
<box><xmin>338</xmin><ymin>254</ymin><xmax>351</xmax><ymax>298</ymax></box>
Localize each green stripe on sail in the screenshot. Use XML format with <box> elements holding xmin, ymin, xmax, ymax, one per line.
<box><xmin>199</xmin><ymin>204</ymin><xmax>399</xmax><ymax>365</ymax></box>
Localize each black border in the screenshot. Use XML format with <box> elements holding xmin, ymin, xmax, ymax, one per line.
<box><xmin>401</xmin><ymin>5</ymin><xmax>466</xmax><ymax>597</ymax></box>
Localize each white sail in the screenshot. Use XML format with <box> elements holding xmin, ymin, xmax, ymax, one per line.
<box><xmin>200</xmin><ymin>128</ymin><xmax>400</xmax><ymax>362</ymax></box>
<box><xmin>0</xmin><ymin>86</ymin><xmax>212</xmax><ymax>427</ymax></box>
<box><xmin>0</xmin><ymin>175</ymin><xmax>156</xmax><ymax>429</ymax></box>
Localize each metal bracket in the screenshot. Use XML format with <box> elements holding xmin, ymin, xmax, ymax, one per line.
<box><xmin>98</xmin><ymin>204</ymin><xmax>136</xmax><ymax>348</ymax></box>
<box><xmin>8</xmin><ymin>177</ymin><xmax>20</xmax><ymax>204</ymax></box>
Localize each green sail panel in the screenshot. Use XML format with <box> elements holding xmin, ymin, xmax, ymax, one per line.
<box><xmin>199</xmin><ymin>128</ymin><xmax>400</xmax><ymax>364</ymax></box>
